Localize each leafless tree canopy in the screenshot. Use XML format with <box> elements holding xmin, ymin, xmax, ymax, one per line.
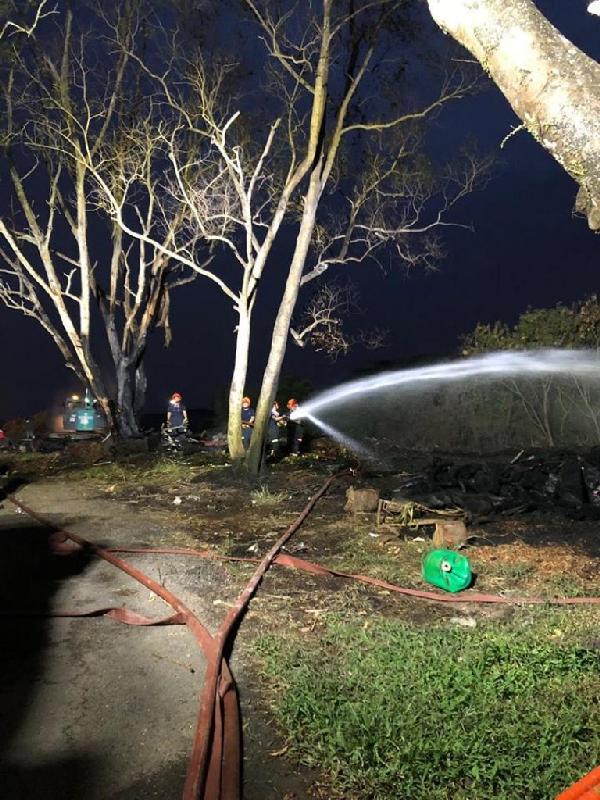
<box><xmin>291</xmin><ymin>281</ymin><xmax>388</xmax><ymax>359</ymax></box>
<box><xmin>0</xmin><ymin>0</ymin><xmax>57</xmax><ymax>41</ymax></box>
<box><xmin>74</xmin><ymin>0</ymin><xmax>489</xmax><ymax>459</ymax></box>
<box><xmin>0</xmin><ymin>1</ymin><xmax>202</xmax><ymax>434</ymax></box>
<box><xmin>0</xmin><ymin>1</ymin><xmax>490</xmax><ymax>453</ymax></box>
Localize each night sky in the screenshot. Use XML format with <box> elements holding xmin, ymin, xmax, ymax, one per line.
<box><xmin>1</xmin><ymin>0</ymin><xmax>599</xmax><ymax>422</ymax></box>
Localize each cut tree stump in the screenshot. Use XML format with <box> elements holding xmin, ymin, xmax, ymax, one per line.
<box><xmin>344</xmin><ymin>487</ymin><xmax>380</xmax><ymax>513</ymax></box>
<box><xmin>433</xmin><ymin>520</ymin><xmax>468</xmax><ymax>549</ymax></box>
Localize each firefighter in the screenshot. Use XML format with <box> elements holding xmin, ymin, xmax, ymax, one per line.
<box><xmin>241</xmin><ymin>396</ymin><xmax>255</xmax><ymax>450</ymax></box>
<box><xmin>286</xmin><ymin>398</ymin><xmax>304</xmax><ymax>456</ymax></box>
<box><xmin>267</xmin><ymin>400</ymin><xmax>286</xmax><ymax>457</ymax></box>
<box><xmin>167</xmin><ymin>392</ymin><xmax>188</xmax><ymax>430</ymax></box>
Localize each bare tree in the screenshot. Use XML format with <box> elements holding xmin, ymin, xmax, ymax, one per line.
<box><xmin>83</xmin><ymin>51</ymin><xmax>294</xmax><ymax>456</ymax></box>
<box><xmin>0</xmin><ymin>0</ymin><xmax>57</xmax><ymax>41</ymax></box>
<box><xmin>83</xmin><ymin>0</ymin><xmax>486</xmax><ymax>467</ymax></box>
<box><xmin>291</xmin><ymin>281</ymin><xmax>388</xmax><ymax>359</ymax></box>
<box><xmin>426</xmin><ymin>0</ymin><xmax>600</xmax><ymax>229</ymax></box>
<box><xmin>243</xmin><ymin>0</ymin><xmax>489</xmax><ymax>472</ymax></box>
<box><xmin>0</xmin><ymin>2</ymin><xmax>198</xmax><ymax>435</ymax></box>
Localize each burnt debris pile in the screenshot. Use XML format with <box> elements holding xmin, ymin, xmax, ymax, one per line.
<box><xmin>392</xmin><ymin>449</ymin><xmax>600</xmax><ymax>520</ymax></box>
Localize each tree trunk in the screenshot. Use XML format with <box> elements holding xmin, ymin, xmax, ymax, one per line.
<box><xmin>228</xmin><ymin>303</ymin><xmax>251</xmax><ymax>460</ymax></box>
<box><xmin>426</xmin><ymin>0</ymin><xmax>600</xmax><ymax>229</ymax></box>
<box><xmin>96</xmin><ymin>394</ymin><xmax>115</xmax><ymax>434</ymax></box>
<box><xmin>134</xmin><ymin>360</ymin><xmax>147</xmax><ymax>421</ymax></box>
<box><xmin>246</xmin><ymin>172</ymin><xmax>323</xmax><ymax>474</ymax></box>
<box><xmin>95</xmin><ymin>285</ymin><xmax>144</xmax><ymax>438</ymax></box>
<box><xmin>114</xmin><ymin>358</ymin><xmax>142</xmax><ymax>437</ymax></box>
<box><xmin>86</xmin><ymin>359</ymin><xmax>143</xmax><ymax>440</ymax></box>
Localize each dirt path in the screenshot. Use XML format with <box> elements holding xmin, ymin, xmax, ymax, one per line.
<box><xmin>0</xmin><ymin>479</ymin><xmax>273</xmax><ymax>800</ymax></box>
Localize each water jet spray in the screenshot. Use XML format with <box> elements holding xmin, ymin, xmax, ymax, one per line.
<box><xmin>304</xmin><ymin>413</ymin><xmax>378</xmax><ymax>461</ymax></box>
<box><xmin>297</xmin><ymin>349</ymin><xmax>600</xmax><ymax>419</ymax></box>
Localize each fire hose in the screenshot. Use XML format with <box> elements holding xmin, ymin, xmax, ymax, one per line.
<box><xmin>6</xmin><ymin>495</ymin><xmax>232</xmax><ymax>799</ymax></box>
<box><xmin>7</xmin><ymin>473</ymin><xmax>338</xmax><ymax>799</ymax></box>
<box><xmin>104</xmin><ymin>547</ymin><xmax>600</xmax><ymax>607</ymax></box>
<box><xmin>5</xmin><ymin>476</ymin><xmax>600</xmax><ymax>799</ymax></box>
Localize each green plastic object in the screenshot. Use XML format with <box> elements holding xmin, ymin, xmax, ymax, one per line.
<box><xmin>422</xmin><ymin>549</ymin><xmax>472</xmax><ymax>593</ymax></box>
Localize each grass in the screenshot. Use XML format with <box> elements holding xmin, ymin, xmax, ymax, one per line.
<box><xmin>74</xmin><ymin>458</ymin><xmax>203</xmax><ymax>486</ymax></box>
<box><xmin>320</xmin><ymin>530</ymin><xmax>429</xmax><ymax>589</ymax></box>
<box><xmin>486</xmin><ymin>562</ymin><xmax>535</xmax><ymax>582</ymax></box>
<box><xmin>0</xmin><ymin>451</ymin><xmax>59</xmax><ymax>479</ymax></box>
<box><xmin>548</xmin><ymin>573</ymin><xmax>597</xmax><ymax>598</ymax></box>
<box><xmin>255</xmin><ymin>613</ymin><xmax>600</xmax><ymax>800</ymax></box>
<box><xmin>250</xmin><ymin>485</ymin><xmax>288</xmax><ymax>506</ymax></box>
<box><xmin>326</xmin><ymin>534</ymin><xmax>599</xmax><ymax>600</ymax></box>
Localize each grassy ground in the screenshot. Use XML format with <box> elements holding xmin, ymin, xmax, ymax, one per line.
<box><xmin>3</xmin><ymin>449</ymin><xmax>600</xmax><ymax>799</ymax></box>
<box><xmin>255</xmin><ymin>611</ymin><xmax>600</xmax><ymax>800</ymax></box>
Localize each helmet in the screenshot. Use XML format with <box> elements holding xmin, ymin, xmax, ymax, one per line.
<box><xmin>242</xmin><ymin>396</ymin><xmax>251</xmax><ymax>405</ymax></box>
<box><xmin>286</xmin><ymin>398</ymin><xmax>298</xmax><ymax>409</ymax></box>
<box><xmin>171</xmin><ymin>392</ymin><xmax>182</xmax><ymax>401</ymax></box>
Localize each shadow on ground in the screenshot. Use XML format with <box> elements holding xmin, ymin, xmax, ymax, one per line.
<box><xmin>0</xmin><ymin>479</ymin><xmax>97</xmax><ymax>799</ymax></box>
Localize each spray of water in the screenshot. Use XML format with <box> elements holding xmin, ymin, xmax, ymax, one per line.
<box><xmin>304</xmin><ymin>413</ymin><xmax>378</xmax><ymax>460</ymax></box>
<box><xmin>292</xmin><ymin>349</ymin><xmax>600</xmax><ymax>420</ymax></box>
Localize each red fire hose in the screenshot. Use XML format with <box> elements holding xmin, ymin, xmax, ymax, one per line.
<box><xmin>7</xmin><ymin>474</ymin><xmax>338</xmax><ymax>799</ymax></box>
<box><xmin>104</xmin><ymin>546</ymin><xmax>600</xmax><ymax>607</ymax></box>
<box><xmin>182</xmin><ymin>472</ymin><xmax>338</xmax><ymax>800</ymax></box>
<box><xmin>555</xmin><ymin>765</ymin><xmax>600</xmax><ymax>800</ymax></box>
<box><xmin>7</xmin><ymin>494</ymin><xmax>236</xmax><ymax>799</ymax></box>
<box><xmin>6</xmin><ymin>477</ymin><xmax>599</xmax><ymax>799</ymax></box>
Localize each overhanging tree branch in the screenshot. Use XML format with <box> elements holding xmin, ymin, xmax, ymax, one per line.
<box><xmin>426</xmin><ymin>0</ymin><xmax>600</xmax><ymax>229</ymax></box>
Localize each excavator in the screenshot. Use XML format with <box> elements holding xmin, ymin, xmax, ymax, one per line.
<box><xmin>61</xmin><ymin>389</ymin><xmax>107</xmax><ymax>435</ymax></box>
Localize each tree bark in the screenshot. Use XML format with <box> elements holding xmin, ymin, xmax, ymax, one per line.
<box><xmin>246</xmin><ymin>171</ymin><xmax>323</xmax><ymax>474</ymax></box>
<box><xmin>94</xmin><ymin>282</ymin><xmax>145</xmax><ymax>438</ymax></box>
<box><xmin>134</xmin><ymin>360</ymin><xmax>147</xmax><ymax>421</ymax></box>
<box><xmin>228</xmin><ymin>303</ymin><xmax>251</xmax><ymax>460</ymax></box>
<box><xmin>427</xmin><ymin>0</ymin><xmax>600</xmax><ymax>229</ymax></box>
<box><xmin>114</xmin><ymin>359</ymin><xmax>142</xmax><ymax>437</ymax></box>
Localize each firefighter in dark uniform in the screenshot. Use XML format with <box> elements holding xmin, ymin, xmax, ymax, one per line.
<box><xmin>286</xmin><ymin>398</ymin><xmax>304</xmax><ymax>456</ymax></box>
<box><xmin>167</xmin><ymin>392</ymin><xmax>188</xmax><ymax>429</ymax></box>
<box><xmin>241</xmin><ymin>396</ymin><xmax>255</xmax><ymax>450</ymax></box>
<box><xmin>267</xmin><ymin>400</ymin><xmax>286</xmax><ymax>458</ymax></box>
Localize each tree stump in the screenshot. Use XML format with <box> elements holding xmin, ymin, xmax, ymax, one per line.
<box><xmin>433</xmin><ymin>520</ymin><xmax>468</xmax><ymax>549</ymax></box>
<box><xmin>344</xmin><ymin>487</ymin><xmax>380</xmax><ymax>514</ymax></box>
